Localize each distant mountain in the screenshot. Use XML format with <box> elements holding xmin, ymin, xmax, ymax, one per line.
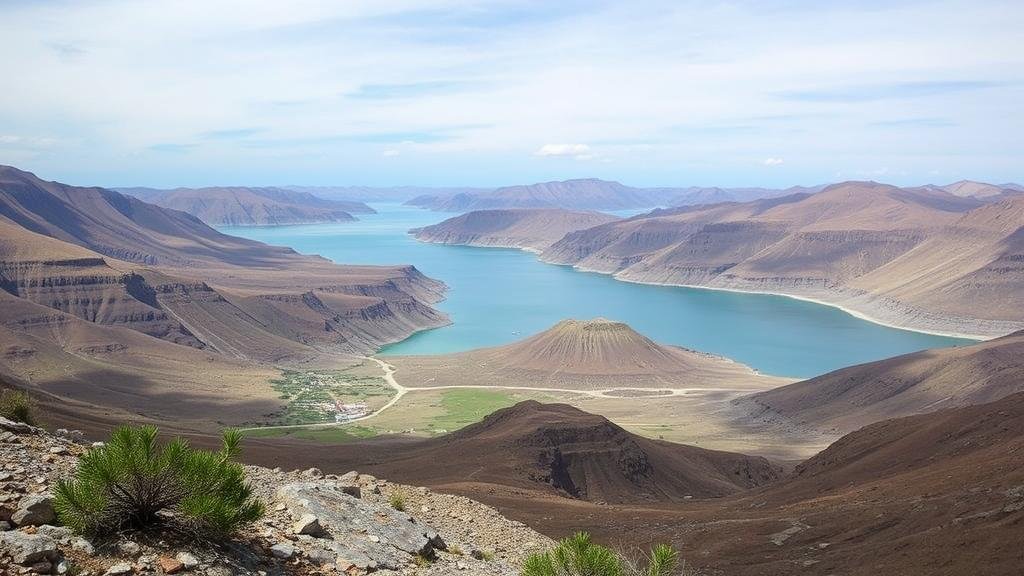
<box><xmin>938</xmin><ymin>180</ymin><xmax>1018</xmax><ymax>199</ymax></box>
<box><xmin>406</xmin><ymin>178</ymin><xmax>806</xmax><ymax>212</ymax></box>
<box><xmin>287</xmin><ymin>185</ymin><xmax>490</xmax><ymax>203</ymax></box>
<box><xmin>665</xmin><ymin>184</ymin><xmax>826</xmax><ymax>206</ymax></box>
<box><xmin>117</xmin><ymin>186</ymin><xmax>375</xmax><ymax>226</ymax></box>
<box><xmin>540</xmin><ymin>181</ymin><xmax>1024</xmax><ymax>338</ymax></box>
<box><xmin>736</xmin><ymin>330</ymin><xmax>1024</xmax><ymax>434</ymax></box>
<box><xmin>410</xmin><ymin>208</ymin><xmax>619</xmax><ymax>251</ymax></box>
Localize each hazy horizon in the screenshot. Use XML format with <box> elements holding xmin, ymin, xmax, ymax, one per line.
<box><xmin>1</xmin><ymin>0</ymin><xmax>1021</xmax><ymax>188</ymax></box>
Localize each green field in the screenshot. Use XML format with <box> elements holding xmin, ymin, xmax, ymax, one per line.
<box><xmin>427</xmin><ymin>389</ymin><xmax>520</xmax><ymax>432</ymax></box>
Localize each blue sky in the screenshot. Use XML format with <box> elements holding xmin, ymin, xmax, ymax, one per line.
<box><xmin>0</xmin><ymin>0</ymin><xmax>1021</xmax><ymax>188</ymax></box>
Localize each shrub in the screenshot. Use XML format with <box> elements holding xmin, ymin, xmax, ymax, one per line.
<box><xmin>522</xmin><ymin>533</ymin><xmax>685</xmax><ymax>576</ymax></box>
<box><xmin>0</xmin><ymin>389</ymin><xmax>35</xmax><ymax>425</ymax></box>
<box><xmin>54</xmin><ymin>425</ymin><xmax>264</xmax><ymax>537</ymax></box>
<box><xmin>389</xmin><ymin>490</ymin><xmax>406</xmax><ymax>511</ymax></box>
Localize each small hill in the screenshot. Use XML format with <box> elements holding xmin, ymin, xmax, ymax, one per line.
<box><xmin>411</xmin><ymin>209</ymin><xmax>619</xmax><ymax>251</ymax></box>
<box><xmin>496</xmin><ymin>318</ymin><xmax>719</xmax><ymax>375</ymax></box>
<box><xmin>350</xmin><ymin>401</ymin><xmax>779</xmax><ymax>503</ymax></box>
<box><xmin>118</xmin><ymin>186</ymin><xmax>375</xmax><ymax>226</ymax></box>
<box><xmin>389</xmin><ymin>318</ymin><xmax>785</xmax><ymax>391</ymax></box>
<box><xmin>736</xmin><ymin>330</ymin><xmax>1024</xmax><ymax>434</ymax></box>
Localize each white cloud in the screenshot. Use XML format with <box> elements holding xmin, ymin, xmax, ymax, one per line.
<box><xmin>761</xmin><ymin>157</ymin><xmax>785</xmax><ymax>166</ymax></box>
<box><xmin>0</xmin><ymin>1</ymin><xmax>1019</xmax><ymax>186</ymax></box>
<box><xmin>382</xmin><ymin>149</ymin><xmax>400</xmax><ymax>157</ymax></box>
<box><xmin>535</xmin><ymin>144</ymin><xmax>592</xmax><ymax>159</ymax></box>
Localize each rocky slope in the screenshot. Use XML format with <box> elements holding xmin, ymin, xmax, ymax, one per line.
<box><xmin>411</xmin><ymin>209</ymin><xmax>619</xmax><ymax>251</ymax></box>
<box><xmin>540</xmin><ymin>181</ymin><xmax>1024</xmax><ymax>338</ymax></box>
<box><xmin>0</xmin><ymin>416</ymin><xmax>551</xmax><ymax>575</ymax></box>
<box><xmin>118</xmin><ymin>186</ymin><xmax>375</xmax><ymax>226</ymax></box>
<box><xmin>734</xmin><ymin>329</ymin><xmax>1024</xmax><ymax>434</ymax></box>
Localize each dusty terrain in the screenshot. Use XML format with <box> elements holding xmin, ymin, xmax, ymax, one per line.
<box><xmin>735</xmin><ymin>329</ymin><xmax>1024</xmax><ymax>434</ymax></box>
<box><xmin>118</xmin><ymin>186</ymin><xmax>375</xmax><ymax>226</ymax></box>
<box><xmin>382</xmin><ymin>319</ymin><xmax>816</xmax><ymax>460</ymax></box>
<box><xmin>540</xmin><ymin>181</ymin><xmax>1024</xmax><ymax>338</ymax></box>
<box><xmin>226</xmin><ymin>392</ymin><xmax>1024</xmax><ymax>576</ymax></box>
<box><xmin>411</xmin><ymin>209</ymin><xmax>618</xmax><ymax>251</ymax></box>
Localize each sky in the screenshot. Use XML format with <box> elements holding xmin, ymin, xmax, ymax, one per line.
<box><xmin>0</xmin><ymin>0</ymin><xmax>1021</xmax><ymax>188</ymax></box>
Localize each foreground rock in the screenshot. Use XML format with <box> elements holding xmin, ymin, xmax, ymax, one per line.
<box><xmin>277</xmin><ymin>482</ymin><xmax>444</xmax><ymax>570</ymax></box>
<box><xmin>0</xmin><ymin>417</ymin><xmax>552</xmax><ymax>575</ymax></box>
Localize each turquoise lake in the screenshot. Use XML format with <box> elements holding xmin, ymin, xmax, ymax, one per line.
<box><xmin>223</xmin><ymin>203</ymin><xmax>972</xmax><ymax>379</ymax></box>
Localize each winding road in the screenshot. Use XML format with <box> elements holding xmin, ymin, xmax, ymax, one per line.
<box><xmin>241</xmin><ymin>357</ymin><xmax>740</xmax><ymax>432</ymax></box>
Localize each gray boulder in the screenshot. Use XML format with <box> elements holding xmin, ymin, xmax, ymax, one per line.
<box><xmin>0</xmin><ymin>530</ymin><xmax>59</xmax><ymax>564</ymax></box>
<box><xmin>270</xmin><ymin>542</ymin><xmax>295</xmax><ymax>559</ymax></box>
<box><xmin>12</xmin><ymin>494</ymin><xmax>56</xmax><ymax>526</ymax></box>
<box><xmin>293</xmin><ymin>514</ymin><xmax>325</xmax><ymax>537</ymax></box>
<box><xmin>277</xmin><ymin>482</ymin><xmax>445</xmax><ymax>570</ymax></box>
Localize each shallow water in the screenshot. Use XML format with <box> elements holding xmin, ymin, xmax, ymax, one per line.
<box><xmin>223</xmin><ymin>203</ymin><xmax>972</xmax><ymax>378</ymax></box>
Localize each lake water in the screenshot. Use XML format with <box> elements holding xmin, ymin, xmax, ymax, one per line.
<box><xmin>224</xmin><ymin>203</ymin><xmax>972</xmax><ymax>378</ymax></box>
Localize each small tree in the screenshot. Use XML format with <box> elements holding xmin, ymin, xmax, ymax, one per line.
<box><xmin>523</xmin><ymin>533</ymin><xmax>685</xmax><ymax>576</ymax></box>
<box><xmin>0</xmin><ymin>389</ymin><xmax>35</xmax><ymax>425</ymax></box>
<box><xmin>522</xmin><ymin>532</ymin><xmax>624</xmax><ymax>576</ymax></box>
<box><xmin>54</xmin><ymin>425</ymin><xmax>264</xmax><ymax>537</ymax></box>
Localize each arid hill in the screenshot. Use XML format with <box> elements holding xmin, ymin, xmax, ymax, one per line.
<box><xmin>405</xmin><ymin>178</ymin><xmax>801</xmax><ymax>212</ymax></box>
<box><xmin>318</xmin><ymin>400</ymin><xmax>779</xmax><ymax>503</ymax></box>
<box><xmin>0</xmin><ymin>165</ymin><xmax>448</xmax><ymax>429</ymax></box>
<box><xmin>736</xmin><ymin>329</ymin><xmax>1024</xmax><ymax>434</ymax></box>
<box><xmin>540</xmin><ymin>181</ymin><xmax>1024</xmax><ymax>338</ymax></box>
<box><xmin>937</xmin><ymin>179</ymin><xmax>1022</xmax><ymax>199</ymax></box>
<box><xmin>389</xmin><ymin>318</ymin><xmax>786</xmax><ymax>391</ymax></box>
<box><xmin>411</xmin><ymin>209</ymin><xmax>619</xmax><ymax>251</ymax></box>
<box><xmin>118</xmin><ymin>186</ymin><xmax>374</xmax><ymax>226</ymax></box>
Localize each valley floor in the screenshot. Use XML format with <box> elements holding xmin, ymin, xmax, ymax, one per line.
<box><xmin>243</xmin><ymin>356</ymin><xmax>833</xmax><ymax>461</ymax></box>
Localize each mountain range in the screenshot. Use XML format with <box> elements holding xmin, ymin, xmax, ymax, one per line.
<box><xmin>531</xmin><ymin>181</ymin><xmax>1024</xmax><ymax>338</ymax></box>
<box><xmin>403</xmin><ymin>177</ymin><xmax>1021</xmax><ymax>212</ymax></box>
<box><xmin>0</xmin><ymin>165</ymin><xmax>447</xmax><ymax>430</ymax></box>
<box><xmin>117</xmin><ymin>186</ymin><xmax>376</xmax><ymax>226</ymax></box>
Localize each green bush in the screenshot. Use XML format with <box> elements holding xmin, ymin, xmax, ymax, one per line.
<box><xmin>522</xmin><ymin>532</ymin><xmax>685</xmax><ymax>576</ymax></box>
<box><xmin>0</xmin><ymin>389</ymin><xmax>35</xmax><ymax>425</ymax></box>
<box><xmin>389</xmin><ymin>490</ymin><xmax>407</xmax><ymax>511</ymax></box>
<box><xmin>54</xmin><ymin>425</ymin><xmax>264</xmax><ymax>537</ymax></box>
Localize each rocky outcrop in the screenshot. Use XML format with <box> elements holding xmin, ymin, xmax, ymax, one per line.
<box><xmin>0</xmin><ymin>415</ymin><xmax>552</xmax><ymax>576</ymax></box>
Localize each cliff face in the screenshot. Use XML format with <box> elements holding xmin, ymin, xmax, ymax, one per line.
<box><xmin>540</xmin><ymin>182</ymin><xmax>1024</xmax><ymax>338</ymax></box>
<box><xmin>411</xmin><ymin>208</ymin><xmax>619</xmax><ymax>251</ymax></box>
